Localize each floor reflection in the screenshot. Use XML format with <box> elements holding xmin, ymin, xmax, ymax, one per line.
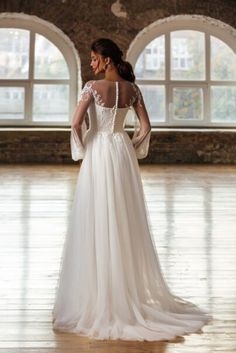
<box><xmin>0</xmin><ymin>164</ymin><xmax>236</xmax><ymax>352</ymax></box>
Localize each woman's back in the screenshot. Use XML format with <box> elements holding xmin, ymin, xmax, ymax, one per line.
<box><xmin>85</xmin><ymin>79</ymin><xmax>141</xmax><ymax>109</ymax></box>
<box><xmin>70</xmin><ymin>79</ymin><xmax>151</xmax><ymax>161</ymax></box>
<box><xmin>85</xmin><ymin>80</ymin><xmax>138</xmax><ymax>136</ymax></box>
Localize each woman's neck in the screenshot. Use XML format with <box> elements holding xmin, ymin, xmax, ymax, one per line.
<box><xmin>104</xmin><ymin>68</ymin><xmax>125</xmax><ymax>82</ymax></box>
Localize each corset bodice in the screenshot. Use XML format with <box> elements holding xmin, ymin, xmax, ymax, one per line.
<box><xmin>87</xmin><ymin>81</ymin><xmax>130</xmax><ymax>136</ymax></box>
<box><xmin>93</xmin><ymin>103</ymin><xmax>129</xmax><ymax>133</ymax></box>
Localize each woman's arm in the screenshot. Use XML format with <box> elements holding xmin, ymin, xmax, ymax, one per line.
<box><xmin>131</xmin><ymin>84</ymin><xmax>152</xmax><ymax>158</ymax></box>
<box><xmin>71</xmin><ymin>80</ymin><xmax>94</xmax><ymax>139</ymax></box>
<box><xmin>70</xmin><ymin>81</ymin><xmax>94</xmax><ymax>161</ymax></box>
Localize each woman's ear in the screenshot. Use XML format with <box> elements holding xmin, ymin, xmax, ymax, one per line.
<box><xmin>105</xmin><ymin>56</ymin><xmax>111</xmax><ymax>65</ymax></box>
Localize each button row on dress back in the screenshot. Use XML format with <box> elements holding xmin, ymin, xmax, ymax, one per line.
<box><xmin>111</xmin><ymin>81</ymin><xmax>119</xmax><ymax>133</ymax></box>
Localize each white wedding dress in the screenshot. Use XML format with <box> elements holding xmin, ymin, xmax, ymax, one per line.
<box><xmin>52</xmin><ymin>79</ymin><xmax>211</xmax><ymax>341</ymax></box>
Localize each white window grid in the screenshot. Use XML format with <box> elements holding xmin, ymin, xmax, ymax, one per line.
<box><xmin>127</xmin><ymin>17</ymin><xmax>236</xmax><ymax>127</ymax></box>
<box><xmin>0</xmin><ymin>15</ymin><xmax>80</xmax><ymax>127</ymax></box>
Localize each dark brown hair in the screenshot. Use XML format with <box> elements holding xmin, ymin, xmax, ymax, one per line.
<box><xmin>91</xmin><ymin>38</ymin><xmax>135</xmax><ymax>82</ymax></box>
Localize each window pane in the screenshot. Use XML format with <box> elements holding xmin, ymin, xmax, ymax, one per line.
<box><xmin>173</xmin><ymin>87</ymin><xmax>203</xmax><ymax>120</ymax></box>
<box><xmin>0</xmin><ymin>29</ymin><xmax>29</xmax><ymax>79</ymax></box>
<box><xmin>139</xmin><ymin>85</ymin><xmax>165</xmax><ymax>122</ymax></box>
<box><xmin>33</xmin><ymin>85</ymin><xmax>69</xmax><ymax>122</ymax></box>
<box><xmin>134</xmin><ymin>36</ymin><xmax>165</xmax><ymax>80</ymax></box>
<box><xmin>171</xmin><ymin>31</ymin><xmax>205</xmax><ymax>80</ymax></box>
<box><xmin>0</xmin><ymin>87</ymin><xmax>24</xmax><ymax>119</ymax></box>
<box><xmin>211</xmin><ymin>86</ymin><xmax>236</xmax><ymax>122</ymax></box>
<box><xmin>34</xmin><ymin>34</ymin><xmax>69</xmax><ymax>79</ymax></box>
<box><xmin>211</xmin><ymin>36</ymin><xmax>236</xmax><ymax>81</ymax></box>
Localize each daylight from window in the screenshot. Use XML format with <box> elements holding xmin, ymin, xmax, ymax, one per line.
<box><xmin>134</xmin><ymin>29</ymin><xmax>236</xmax><ymax>126</ymax></box>
<box><xmin>0</xmin><ymin>28</ymin><xmax>70</xmax><ymax>124</ymax></box>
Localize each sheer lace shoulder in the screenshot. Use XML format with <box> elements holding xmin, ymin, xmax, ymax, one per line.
<box><xmin>130</xmin><ymin>83</ymin><xmax>144</xmax><ymax>108</ymax></box>
<box><xmin>77</xmin><ymin>79</ymin><xmax>144</xmax><ymax>110</ymax></box>
<box><xmin>78</xmin><ymin>80</ymin><xmax>95</xmax><ymax>103</ymax></box>
<box><xmin>83</xmin><ymin>80</ymin><xmax>140</xmax><ymax>109</ymax></box>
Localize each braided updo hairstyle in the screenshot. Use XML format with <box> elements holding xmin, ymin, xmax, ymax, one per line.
<box><xmin>91</xmin><ymin>38</ymin><xmax>135</xmax><ymax>83</ymax></box>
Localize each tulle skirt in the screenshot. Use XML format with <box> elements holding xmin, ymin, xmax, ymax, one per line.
<box><xmin>52</xmin><ymin>131</ymin><xmax>211</xmax><ymax>341</ymax></box>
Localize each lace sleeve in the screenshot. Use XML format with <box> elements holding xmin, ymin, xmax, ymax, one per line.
<box><xmin>70</xmin><ymin>81</ymin><xmax>94</xmax><ymax>161</ymax></box>
<box><xmin>131</xmin><ymin>84</ymin><xmax>151</xmax><ymax>159</ymax></box>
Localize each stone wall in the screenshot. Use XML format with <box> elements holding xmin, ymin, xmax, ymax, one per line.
<box><xmin>1</xmin><ymin>129</ymin><xmax>235</xmax><ymax>164</ymax></box>
<box><xmin>0</xmin><ymin>0</ymin><xmax>236</xmax><ymax>164</ymax></box>
<box><xmin>0</xmin><ymin>0</ymin><xmax>235</xmax><ymax>82</ymax></box>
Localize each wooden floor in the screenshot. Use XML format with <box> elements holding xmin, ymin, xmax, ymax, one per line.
<box><xmin>0</xmin><ymin>163</ymin><xmax>236</xmax><ymax>353</ymax></box>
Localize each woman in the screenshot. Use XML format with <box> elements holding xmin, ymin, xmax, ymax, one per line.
<box><xmin>52</xmin><ymin>38</ymin><xmax>211</xmax><ymax>341</ymax></box>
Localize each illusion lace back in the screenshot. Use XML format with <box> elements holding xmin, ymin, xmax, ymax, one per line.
<box><xmin>52</xmin><ymin>79</ymin><xmax>211</xmax><ymax>341</ymax></box>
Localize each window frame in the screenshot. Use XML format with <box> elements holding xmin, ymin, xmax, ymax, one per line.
<box><xmin>126</xmin><ymin>16</ymin><xmax>236</xmax><ymax>127</ymax></box>
<box><xmin>0</xmin><ymin>14</ymin><xmax>80</xmax><ymax>126</ymax></box>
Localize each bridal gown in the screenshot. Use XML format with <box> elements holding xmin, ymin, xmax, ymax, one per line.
<box><xmin>52</xmin><ymin>79</ymin><xmax>211</xmax><ymax>341</ymax></box>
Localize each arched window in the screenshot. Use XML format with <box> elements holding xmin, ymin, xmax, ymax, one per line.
<box><xmin>0</xmin><ymin>13</ymin><xmax>80</xmax><ymax>126</ymax></box>
<box><xmin>127</xmin><ymin>15</ymin><xmax>236</xmax><ymax>127</ymax></box>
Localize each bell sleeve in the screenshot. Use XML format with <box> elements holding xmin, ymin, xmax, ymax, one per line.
<box><xmin>131</xmin><ymin>84</ymin><xmax>152</xmax><ymax>159</ymax></box>
<box><xmin>70</xmin><ymin>81</ymin><xmax>94</xmax><ymax>161</ymax></box>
